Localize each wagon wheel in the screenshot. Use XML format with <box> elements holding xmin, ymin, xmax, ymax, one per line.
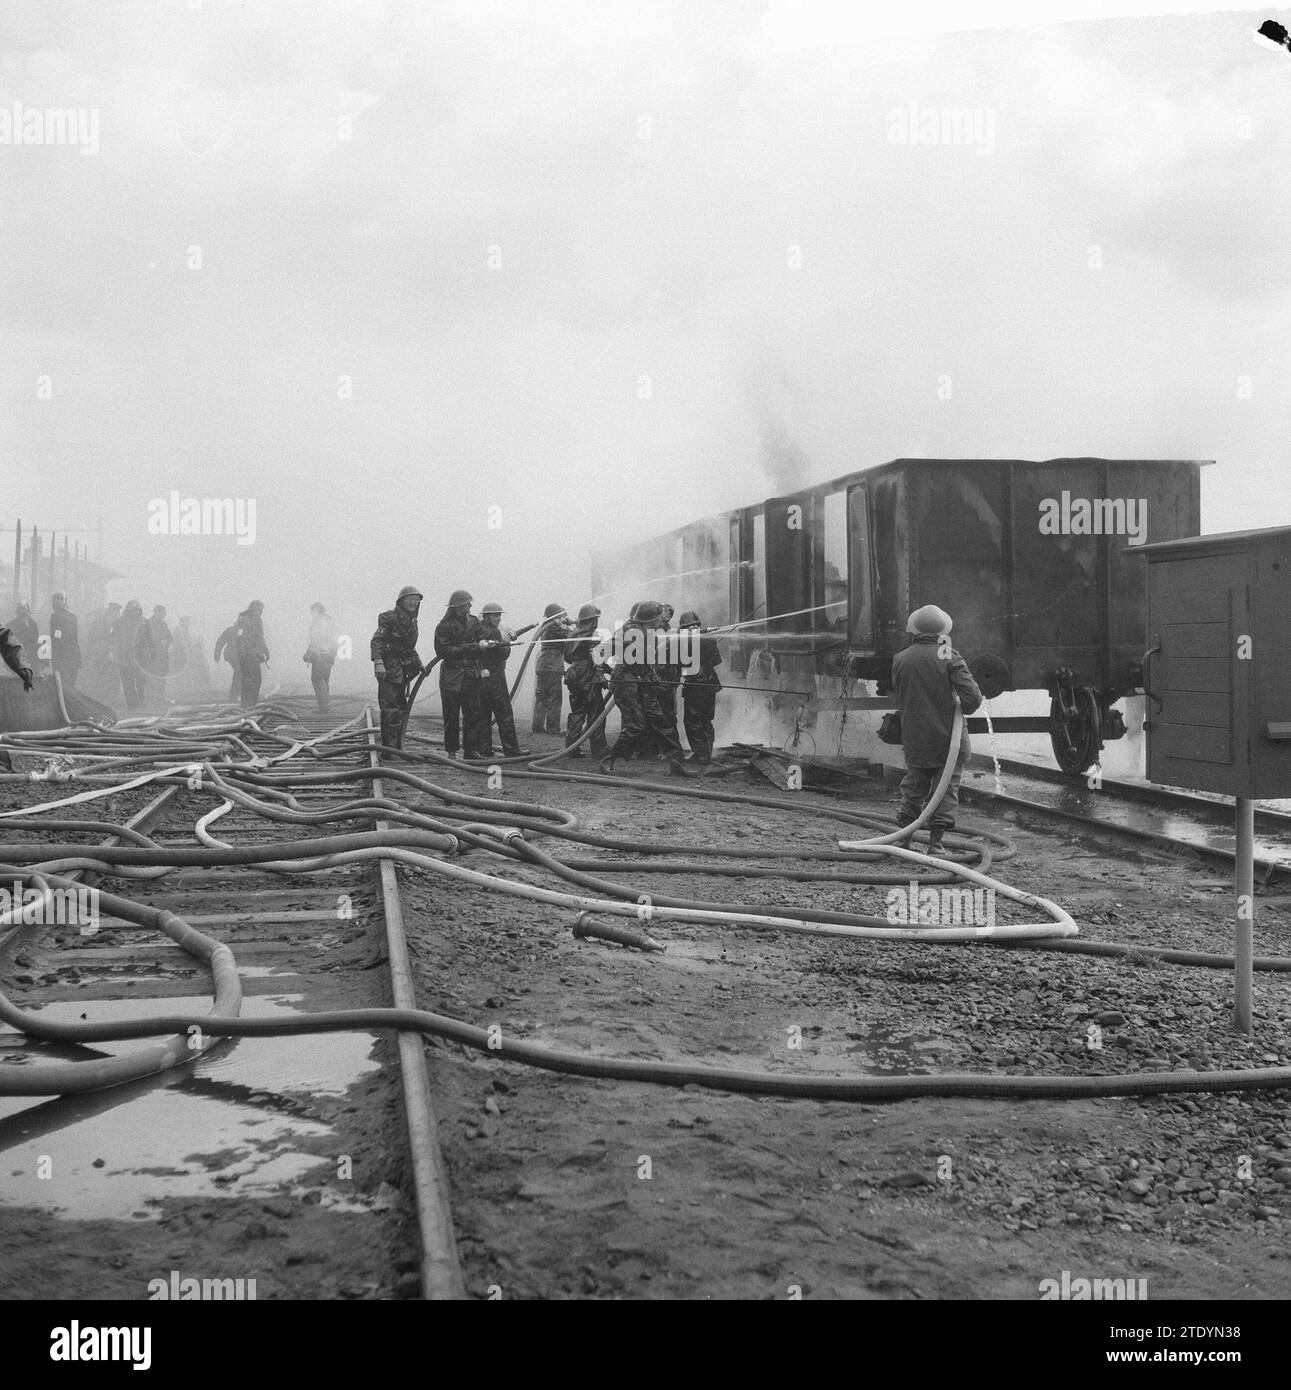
<box><xmin>1049</xmin><ymin>685</ymin><xmax>1101</xmax><ymax>775</ymax></box>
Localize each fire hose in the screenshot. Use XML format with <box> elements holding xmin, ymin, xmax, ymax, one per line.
<box><xmin>2</xmin><ymin>702</ymin><xmax>1290</xmax><ymax>1099</ymax></box>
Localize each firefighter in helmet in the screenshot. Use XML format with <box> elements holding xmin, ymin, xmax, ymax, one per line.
<box><xmin>531</xmin><ymin>602</ymin><xmax>571</xmax><ymax>735</ymax></box>
<box><xmin>434</xmin><ymin>589</ymin><xmax>485</xmax><ymax>759</ymax></box>
<box><xmin>370</xmin><ymin>585</ymin><xmax>425</xmax><ymax>755</ymax></box>
<box><xmin>563</xmin><ymin>602</ymin><xmax>608</xmax><ymax>759</ymax></box>
<box><xmin>476</xmin><ymin>602</ymin><xmax>529</xmax><ymax>758</ymax></box>
<box><xmin>601</xmin><ymin>599</ymin><xmax>689</xmax><ymax>776</ymax></box>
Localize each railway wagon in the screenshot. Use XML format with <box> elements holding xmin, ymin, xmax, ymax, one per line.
<box><xmin>590</xmin><ymin>458</ymin><xmax>1206</xmax><ymax>773</ymax></box>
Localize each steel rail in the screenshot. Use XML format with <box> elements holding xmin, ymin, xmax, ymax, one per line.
<box><xmin>363</xmin><ymin>707</ymin><xmax>466</xmax><ymax>1301</ymax></box>
<box><xmin>958</xmin><ymin>782</ymin><xmax>1288</xmax><ymax>878</ymax></box>
<box><xmin>971</xmin><ymin>753</ymin><xmax>1291</xmax><ymax>830</ymax></box>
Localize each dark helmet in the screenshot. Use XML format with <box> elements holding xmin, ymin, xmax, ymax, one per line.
<box><xmin>577</xmin><ymin>603</ymin><xmax>600</xmax><ymax>622</ymax></box>
<box><xmin>679</xmin><ymin>610</ymin><xmax>701</xmax><ymax>627</ymax></box>
<box><xmin>482</xmin><ymin>601</ymin><xmax>503</xmax><ymax>616</ymax></box>
<box><xmin>448</xmin><ymin>589</ymin><xmax>472</xmax><ymax>609</ymax></box>
<box><xmin>635</xmin><ymin>600</ymin><xmax>663</xmax><ymax>624</ymax></box>
<box><xmin>310</xmin><ymin>602</ymin><xmax>326</xmax><ymax>613</ymax></box>
<box><xmin>397</xmin><ymin>585</ymin><xmax>423</xmax><ymax>603</ymax></box>
<box><xmin>543</xmin><ymin>603</ymin><xmax>564</xmax><ymax>618</ymax></box>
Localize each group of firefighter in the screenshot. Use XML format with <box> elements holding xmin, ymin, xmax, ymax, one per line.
<box><xmin>0</xmin><ymin>594</ymin><xmax>206</xmax><ymax>712</ymax></box>
<box><xmin>369</xmin><ymin>587</ymin><xmax>723</xmax><ymax>774</ymax></box>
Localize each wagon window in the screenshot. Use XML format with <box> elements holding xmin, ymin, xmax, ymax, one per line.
<box><xmin>752</xmin><ymin>510</ymin><xmax>767</xmax><ymax>624</ymax></box>
<box><xmin>708</xmin><ymin>523</ymin><xmax>731</xmax><ymax>626</ymax></box>
<box><xmin>848</xmin><ymin>484</ymin><xmax>875</xmax><ymax>650</ymax></box>
<box><xmin>821</xmin><ymin>490</ymin><xmax>848</xmax><ymax>633</ymax></box>
<box><xmin>729</xmin><ymin>516</ymin><xmax>742</xmax><ymax>622</ymax></box>
<box><xmin>681</xmin><ymin>529</ymin><xmax>702</xmax><ymax>614</ymax></box>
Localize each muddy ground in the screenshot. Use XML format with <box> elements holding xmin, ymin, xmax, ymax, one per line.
<box><xmin>0</xmin><ymin>774</ymin><xmax>419</xmax><ymax>1301</ymax></box>
<box><xmin>1</xmin><ymin>726</ymin><xmax>1289</xmax><ymax>1301</ymax></box>
<box><xmin>401</xmin><ymin>733</ymin><xmax>1291</xmax><ymax>1301</ymax></box>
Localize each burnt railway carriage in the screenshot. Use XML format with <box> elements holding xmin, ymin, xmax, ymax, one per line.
<box><xmin>590</xmin><ymin>458</ymin><xmax>1205</xmax><ymax>772</ymax></box>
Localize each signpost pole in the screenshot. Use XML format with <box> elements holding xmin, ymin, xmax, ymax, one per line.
<box><xmin>1235</xmin><ymin>796</ymin><xmax>1254</xmax><ymax>1034</ymax></box>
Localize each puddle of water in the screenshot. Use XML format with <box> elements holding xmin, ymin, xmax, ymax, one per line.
<box><xmin>0</xmin><ymin>993</ymin><xmax>380</xmax><ymax>1220</ymax></box>
<box><xmin>840</xmin><ymin>1022</ymin><xmax>958</xmax><ymax>1076</ymax></box>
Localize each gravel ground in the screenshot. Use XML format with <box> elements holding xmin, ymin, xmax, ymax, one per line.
<box><xmin>399</xmin><ymin>737</ymin><xmax>1291</xmax><ymax>1299</ymax></box>
<box><xmin>2</xmin><ymin>736</ymin><xmax>1289</xmax><ymax>1301</ymax></box>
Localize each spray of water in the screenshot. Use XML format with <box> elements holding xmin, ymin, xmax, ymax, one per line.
<box><xmin>981</xmin><ymin>699</ymin><xmax>1005</xmax><ymax>796</ymax></box>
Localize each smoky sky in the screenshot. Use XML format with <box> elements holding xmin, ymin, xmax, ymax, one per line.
<box><xmin>3</xmin><ymin>2</ymin><xmax>1290</xmax><ymax>651</ymax></box>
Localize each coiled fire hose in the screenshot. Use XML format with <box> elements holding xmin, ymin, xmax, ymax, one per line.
<box><xmin>2</xmin><ymin>700</ymin><xmax>1291</xmax><ymax>1099</ymax></box>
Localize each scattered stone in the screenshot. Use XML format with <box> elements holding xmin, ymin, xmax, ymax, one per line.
<box><xmin>880</xmin><ymin>1171</ymin><xmax>934</xmax><ymax>1190</ymax></box>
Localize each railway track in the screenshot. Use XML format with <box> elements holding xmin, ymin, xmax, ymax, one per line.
<box><xmin>0</xmin><ymin>704</ymin><xmax>464</xmax><ymax>1300</ymax></box>
<box><xmin>4</xmin><ymin>698</ymin><xmax>1291</xmax><ymax>1302</ymax></box>
<box><xmin>958</xmin><ymin>753</ymin><xmax>1291</xmax><ymax>878</ymax></box>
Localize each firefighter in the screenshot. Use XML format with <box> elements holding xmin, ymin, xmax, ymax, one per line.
<box><xmin>370</xmin><ymin>586</ymin><xmax>424</xmax><ymax>755</ymax></box>
<box><xmin>87</xmin><ymin>603</ymin><xmax>119</xmax><ymax>688</ymax></box>
<box><xmin>531</xmin><ymin>603</ymin><xmax>571</xmax><ymax>735</ymax></box>
<box><xmin>234</xmin><ymin>600</ymin><xmax>269</xmax><ymax>708</ymax></box>
<box><xmin>112</xmin><ymin>600</ymin><xmax>146</xmax><ymax>711</ymax></box>
<box><xmin>891</xmin><ymin>604</ymin><xmax>983</xmax><ymax>855</ymax></box>
<box><xmin>305</xmin><ymin>602</ymin><xmax>339</xmax><ymax>714</ymax></box>
<box><xmin>434</xmin><ymin>589</ymin><xmax>485</xmax><ymax>759</ymax></box>
<box><xmin>213</xmin><ymin>621</ymin><xmax>241</xmax><ymax>702</ymax></box>
<box><xmin>142</xmin><ymin>604</ymin><xmax>173</xmax><ymax>708</ymax></box>
<box><xmin>0</xmin><ymin>625</ymin><xmax>35</xmax><ymax>690</ymax></box>
<box><xmin>48</xmin><ymin>592</ymin><xmax>81</xmax><ymax>688</ymax></box>
<box><xmin>563</xmin><ymin>603</ymin><xmax>608</xmax><ymax>759</ymax></box>
<box><xmin>601</xmin><ymin>599</ymin><xmax>689</xmax><ymax>776</ymax></box>
<box><xmin>679</xmin><ymin>609</ymin><xmax>722</xmax><ymax>764</ymax></box>
<box><xmin>476</xmin><ymin>603</ymin><xmax>530</xmax><ymax>758</ymax></box>
<box><xmin>651</xmin><ymin>602</ymin><xmax>682</xmax><ymax>757</ymax></box>
<box><xmin>9</xmin><ymin>603</ymin><xmax>39</xmax><ymax>671</ymax></box>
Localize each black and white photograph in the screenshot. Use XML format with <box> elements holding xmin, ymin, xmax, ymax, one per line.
<box><xmin>2</xmin><ymin>0</ymin><xmax>1290</xmax><ymax>1335</ymax></box>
